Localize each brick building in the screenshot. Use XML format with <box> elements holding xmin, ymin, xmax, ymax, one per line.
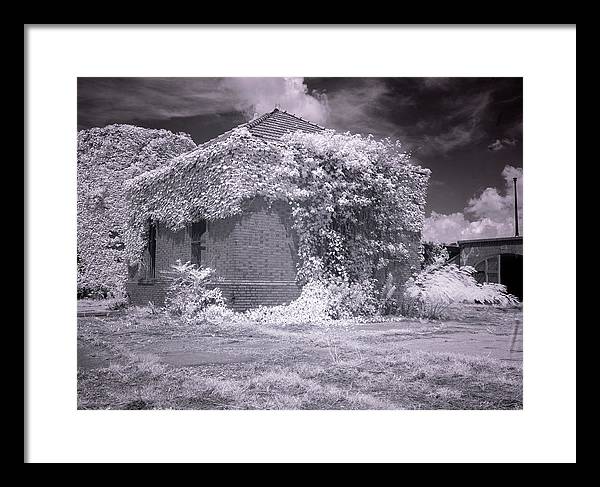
<box><xmin>458</xmin><ymin>236</ymin><xmax>523</xmax><ymax>300</ymax></box>
<box><xmin>126</xmin><ymin>109</ymin><xmax>426</xmax><ymax>310</ymax></box>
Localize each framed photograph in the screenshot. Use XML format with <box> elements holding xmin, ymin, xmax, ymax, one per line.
<box><xmin>25</xmin><ymin>25</ymin><xmax>576</xmax><ymax>463</ymax></box>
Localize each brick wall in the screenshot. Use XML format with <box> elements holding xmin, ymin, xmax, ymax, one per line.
<box><xmin>204</xmin><ymin>199</ymin><xmax>298</xmax><ymax>281</ymax></box>
<box><xmin>208</xmin><ymin>281</ymin><xmax>300</xmax><ymax>311</ymax></box>
<box><xmin>126</xmin><ymin>279</ymin><xmax>170</xmax><ymax>307</ymax></box>
<box><xmin>127</xmin><ymin>198</ymin><xmax>300</xmax><ymax>309</ymax></box>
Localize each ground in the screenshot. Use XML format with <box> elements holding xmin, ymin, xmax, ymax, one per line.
<box><xmin>77</xmin><ymin>302</ymin><xmax>523</xmax><ymax>410</ymax></box>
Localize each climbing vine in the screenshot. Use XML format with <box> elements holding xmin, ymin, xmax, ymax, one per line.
<box><xmin>277</xmin><ymin>130</ymin><xmax>430</xmax><ymax>282</ymax></box>
<box><xmin>77</xmin><ymin>124</ymin><xmax>196</xmax><ymax>297</ymax></box>
<box><xmin>125</xmin><ymin>127</ymin><xmax>430</xmax><ymax>285</ymax></box>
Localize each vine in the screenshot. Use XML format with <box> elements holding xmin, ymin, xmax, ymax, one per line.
<box><xmin>125</xmin><ymin>127</ymin><xmax>430</xmax><ymax>285</ymax></box>
<box><xmin>77</xmin><ymin>124</ymin><xmax>196</xmax><ymax>297</ymax></box>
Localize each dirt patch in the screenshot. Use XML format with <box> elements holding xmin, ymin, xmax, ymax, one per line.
<box><xmin>77</xmin><ymin>340</ymin><xmax>122</xmax><ymax>370</ymax></box>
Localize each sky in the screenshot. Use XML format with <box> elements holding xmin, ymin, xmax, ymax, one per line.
<box><xmin>78</xmin><ymin>77</ymin><xmax>523</xmax><ymax>243</ymax></box>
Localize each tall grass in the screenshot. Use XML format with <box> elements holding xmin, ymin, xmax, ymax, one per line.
<box><xmin>402</xmin><ymin>263</ymin><xmax>519</xmax><ymax>319</ymax></box>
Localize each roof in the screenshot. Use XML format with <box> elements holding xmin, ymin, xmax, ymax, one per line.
<box><xmin>245</xmin><ymin>108</ymin><xmax>324</xmax><ymax>142</ymax></box>
<box><xmin>199</xmin><ymin>108</ymin><xmax>324</xmax><ymax>148</ymax></box>
<box><xmin>458</xmin><ymin>236</ymin><xmax>523</xmax><ymax>246</ymax></box>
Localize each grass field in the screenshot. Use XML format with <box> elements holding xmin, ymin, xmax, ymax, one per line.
<box><xmin>77</xmin><ymin>304</ymin><xmax>523</xmax><ymax>410</ymax></box>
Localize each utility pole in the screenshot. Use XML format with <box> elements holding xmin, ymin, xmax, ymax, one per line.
<box><xmin>513</xmin><ymin>177</ymin><xmax>519</xmax><ymax>237</ymax></box>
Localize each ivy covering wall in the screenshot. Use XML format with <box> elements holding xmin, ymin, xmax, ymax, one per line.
<box><xmin>125</xmin><ymin>127</ymin><xmax>430</xmax><ymax>284</ymax></box>
<box><xmin>77</xmin><ymin>124</ymin><xmax>196</xmax><ymax>297</ymax></box>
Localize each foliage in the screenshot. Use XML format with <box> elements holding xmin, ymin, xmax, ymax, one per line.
<box><xmin>239</xmin><ymin>278</ymin><xmax>379</xmax><ymax>326</ymax></box>
<box><xmin>378</xmin><ymin>272</ymin><xmax>399</xmax><ymax>315</ymax></box>
<box><xmin>77</xmin><ymin>124</ymin><xmax>196</xmax><ymax>297</ymax></box>
<box><xmin>164</xmin><ymin>260</ymin><xmax>226</xmax><ymax>323</ymax></box>
<box><xmin>321</xmin><ymin>277</ymin><xmax>379</xmax><ymax>319</ymax></box>
<box><xmin>422</xmin><ymin>241</ymin><xmax>451</xmax><ymax>268</ymax></box>
<box><xmin>125</xmin><ymin>127</ymin><xmax>430</xmax><ymax>285</ymax></box>
<box><xmin>124</xmin><ymin>128</ymin><xmax>282</xmax><ymax>264</ymax></box>
<box><xmin>402</xmin><ymin>262</ymin><xmax>520</xmax><ymax>319</ymax></box>
<box><xmin>279</xmin><ymin>130</ymin><xmax>429</xmax><ymax>282</ymax></box>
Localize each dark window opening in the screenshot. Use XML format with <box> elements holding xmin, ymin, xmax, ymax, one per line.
<box><xmin>191</xmin><ymin>220</ymin><xmax>207</xmax><ymax>240</ymax></box>
<box><xmin>190</xmin><ymin>220</ymin><xmax>207</xmax><ymax>267</ymax></box>
<box><xmin>474</xmin><ymin>254</ymin><xmax>523</xmax><ymax>300</ymax></box>
<box><xmin>148</xmin><ymin>223</ymin><xmax>157</xmax><ymax>278</ymax></box>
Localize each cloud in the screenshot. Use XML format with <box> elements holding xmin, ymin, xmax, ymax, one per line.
<box><xmin>323</xmin><ymin>79</ymin><xmax>408</xmax><ymax>137</ymax></box>
<box><xmin>78</xmin><ymin>77</ymin><xmax>329</xmax><ymax>127</ymax></box>
<box><xmin>488</xmin><ymin>137</ymin><xmax>518</xmax><ymax>151</ymax></box>
<box><xmin>416</xmin><ymin>91</ymin><xmax>493</xmax><ymax>156</ymax></box>
<box><xmin>420</xmin><ymin>77</ymin><xmax>453</xmax><ymax>90</ymax></box>
<box><xmin>423</xmin><ymin>212</ymin><xmax>516</xmax><ymax>244</ymax></box>
<box><xmin>423</xmin><ymin>165</ymin><xmax>523</xmax><ymax>243</ymax></box>
<box><xmin>221</xmin><ymin>77</ymin><xmax>330</xmax><ymax>125</ymax></box>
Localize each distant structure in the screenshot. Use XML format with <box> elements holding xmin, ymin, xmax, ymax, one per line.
<box><xmin>457</xmin><ymin>177</ymin><xmax>523</xmax><ymax>300</ymax></box>
<box><xmin>457</xmin><ymin>236</ymin><xmax>523</xmax><ymax>300</ymax></box>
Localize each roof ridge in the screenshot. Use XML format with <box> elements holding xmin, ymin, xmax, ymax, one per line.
<box><xmin>274</xmin><ymin>108</ymin><xmax>325</xmax><ymax>130</ymax></box>
<box><xmin>197</xmin><ymin>107</ymin><xmax>324</xmax><ymax>148</ymax></box>
<box><xmin>245</xmin><ymin>109</ymin><xmax>278</xmax><ymax>129</ymax></box>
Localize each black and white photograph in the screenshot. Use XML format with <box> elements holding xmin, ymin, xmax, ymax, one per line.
<box><xmin>76</xmin><ymin>77</ymin><xmax>524</xmax><ymax>411</ymax></box>
<box><xmin>25</xmin><ymin>25</ymin><xmax>576</xmax><ymax>463</ymax></box>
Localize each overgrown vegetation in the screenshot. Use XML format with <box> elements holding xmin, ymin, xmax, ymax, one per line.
<box><xmin>422</xmin><ymin>241</ymin><xmax>451</xmax><ymax>268</ymax></box>
<box><xmin>402</xmin><ymin>262</ymin><xmax>520</xmax><ymax>319</ymax></box>
<box><xmin>159</xmin><ymin>259</ymin><xmax>519</xmax><ymax>329</ymax></box>
<box><xmin>77</xmin><ymin>125</ymin><xmax>195</xmax><ymax>298</ymax></box>
<box><xmin>125</xmin><ymin>128</ymin><xmax>430</xmax><ymax>286</ymax></box>
<box><xmin>164</xmin><ymin>261</ymin><xmax>225</xmax><ymax>324</ymax></box>
<box><xmin>239</xmin><ymin>278</ymin><xmax>379</xmax><ymax>326</ymax></box>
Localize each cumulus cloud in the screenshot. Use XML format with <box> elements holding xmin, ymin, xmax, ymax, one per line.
<box><xmin>423</xmin><ymin>165</ymin><xmax>523</xmax><ymax>243</ymax></box>
<box><xmin>222</xmin><ymin>77</ymin><xmax>329</xmax><ymax>125</ymax></box>
<box><xmin>78</xmin><ymin>77</ymin><xmax>329</xmax><ymax>127</ymax></box>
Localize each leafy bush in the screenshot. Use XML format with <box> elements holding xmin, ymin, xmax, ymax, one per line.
<box><xmin>165</xmin><ymin>260</ymin><xmax>226</xmax><ymax>323</ymax></box>
<box><xmin>402</xmin><ymin>262</ymin><xmax>519</xmax><ymax>319</ymax></box>
<box><xmin>422</xmin><ymin>242</ymin><xmax>450</xmax><ymax>268</ymax></box>
<box><xmin>239</xmin><ymin>278</ymin><xmax>378</xmax><ymax>326</ymax></box>
<box><xmin>324</xmin><ymin>278</ymin><xmax>379</xmax><ymax>319</ymax></box>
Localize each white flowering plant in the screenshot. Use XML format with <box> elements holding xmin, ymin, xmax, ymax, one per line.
<box><xmin>238</xmin><ymin>277</ymin><xmax>379</xmax><ymax>326</ymax></box>
<box><xmin>164</xmin><ymin>260</ymin><xmax>226</xmax><ymax>324</ymax></box>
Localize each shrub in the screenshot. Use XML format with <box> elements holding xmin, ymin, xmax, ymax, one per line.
<box><xmin>402</xmin><ymin>262</ymin><xmax>519</xmax><ymax>319</ymax></box>
<box><xmin>324</xmin><ymin>278</ymin><xmax>379</xmax><ymax>319</ymax></box>
<box><xmin>422</xmin><ymin>242</ymin><xmax>450</xmax><ymax>268</ymax></box>
<box><xmin>239</xmin><ymin>278</ymin><xmax>378</xmax><ymax>326</ymax></box>
<box><xmin>164</xmin><ymin>260</ymin><xmax>225</xmax><ymax>324</ymax></box>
